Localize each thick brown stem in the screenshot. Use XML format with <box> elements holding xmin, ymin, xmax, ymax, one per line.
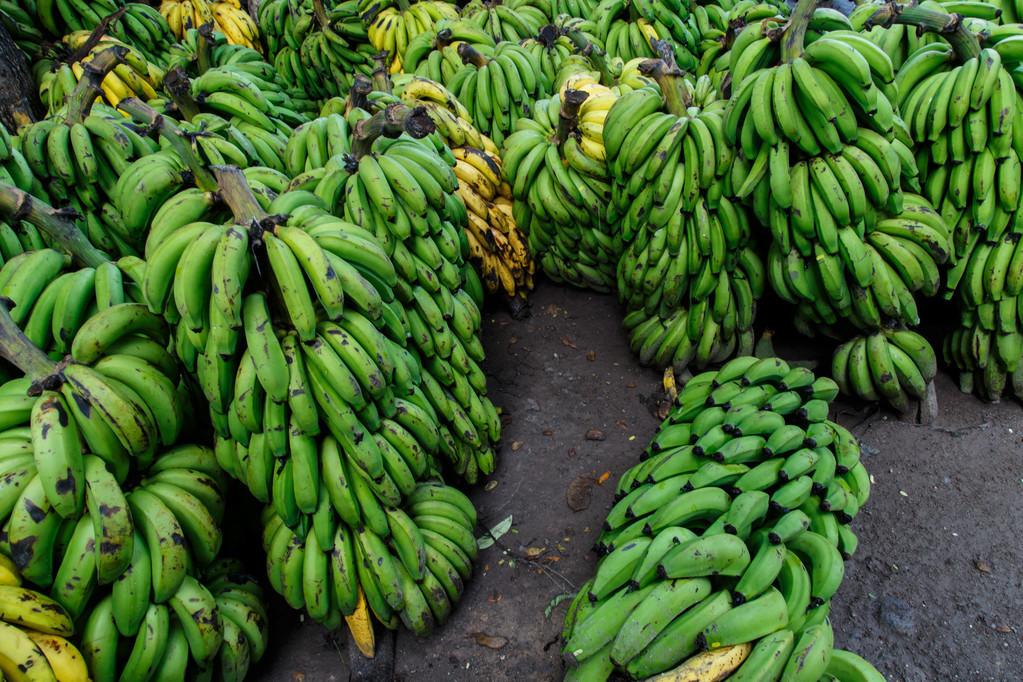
<box><xmin>0</xmin><ymin>299</ymin><xmax>57</xmax><ymax>382</ymax></box>
<box><xmin>557</xmin><ymin>89</ymin><xmax>588</xmax><ymax>144</ymax></box>
<box><xmin>781</xmin><ymin>0</ymin><xmax>817</xmax><ymax>62</ymax></box>
<box><xmin>0</xmin><ymin>23</ymin><xmax>41</xmax><ymax>130</ymax></box>
<box><xmin>457</xmin><ymin>43</ymin><xmax>488</xmax><ymax>68</ymax></box>
<box><xmin>352</xmin><ymin>104</ymin><xmax>435</xmax><ymax>157</ymax></box>
<box><xmin>0</xmin><ymin>183</ymin><xmax>110</xmax><ymax>268</ymax></box>
<box><xmin>162</xmin><ymin>67</ymin><xmax>202</xmax><ymax>121</ymax></box>
<box><xmin>213</xmin><ymin>166</ymin><xmax>267</xmax><ymax>224</ymax></box>
<box><xmin>868</xmin><ymin>3</ymin><xmax>981</xmax><ymax>61</ymax></box>
<box><xmin>347</xmin><ymin>75</ymin><xmax>373</xmax><ymax>116</ymax></box>
<box><xmin>117</xmin><ymin>97</ymin><xmax>218</xmax><ymax>192</ymax></box>
<box><xmin>65</xmin><ymin>46</ymin><xmax>127</xmax><ymax>124</ymax></box>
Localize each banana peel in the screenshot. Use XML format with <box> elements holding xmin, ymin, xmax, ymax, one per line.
<box><xmin>345</xmin><ymin>589</ymin><xmax>376</xmax><ymax>659</ymax></box>
<box><xmin>646</xmin><ymin>642</ymin><xmax>752</xmax><ymax>681</ymax></box>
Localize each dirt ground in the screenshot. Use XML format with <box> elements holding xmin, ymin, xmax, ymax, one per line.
<box><xmin>252</xmin><ymin>282</ymin><xmax>1023</xmax><ymax>681</ymax></box>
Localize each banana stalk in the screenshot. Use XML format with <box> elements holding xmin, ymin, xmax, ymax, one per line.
<box><xmin>556</xmin><ymin>88</ymin><xmax>588</xmax><ymax>144</ymax></box>
<box><xmin>161</xmin><ymin>67</ymin><xmax>204</xmax><ymax>121</ymax></box>
<box><xmin>0</xmin><ymin>298</ymin><xmax>57</xmax><ymax>382</ymax></box>
<box><xmin>0</xmin><ymin>183</ymin><xmax>109</xmax><ymax>268</ymax></box>
<box><xmin>640</xmin><ymin>59</ymin><xmax>691</xmax><ymax>116</ymax></box>
<box><xmin>64</xmin><ymin>45</ymin><xmax>129</xmax><ymax>124</ymax></box>
<box><xmin>211</xmin><ymin>165</ymin><xmax>268</xmax><ymax>225</ymax></box>
<box><xmin>780</xmin><ymin>0</ymin><xmax>817</xmax><ymax>62</ymax></box>
<box><xmin>350</xmin><ymin>103</ymin><xmax>436</xmax><ymax>158</ymax></box>
<box><xmin>865</xmin><ymin>3</ymin><xmax>982</xmax><ymax>60</ymax></box>
<box><xmin>118</xmin><ymin>97</ymin><xmax>218</xmax><ymax>192</ymax></box>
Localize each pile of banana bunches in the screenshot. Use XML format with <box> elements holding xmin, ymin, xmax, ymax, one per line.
<box><xmin>563</xmin><ymin>356</ymin><xmax>884</xmax><ymax>681</ymax></box>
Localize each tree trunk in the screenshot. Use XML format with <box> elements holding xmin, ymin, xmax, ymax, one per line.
<box><xmin>0</xmin><ymin>22</ymin><xmax>39</xmax><ymax>132</ymax></box>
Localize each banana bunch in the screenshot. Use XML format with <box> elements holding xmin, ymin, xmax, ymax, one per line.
<box><xmin>833</xmin><ymin>328</ymin><xmax>938</xmax><ymax>412</ymax></box>
<box><xmin>0</xmin><ymin>396</ymin><xmax>203</xmax><ymax>594</ymax></box>
<box><xmin>426</xmin><ymin>38</ymin><xmax>557</xmax><ymax>144</ymax></box>
<box><xmin>455</xmin><ymin>146</ymin><xmax>535</xmax><ymax>302</ymax></box>
<box><xmin>33</xmin><ymin>0</ymin><xmax>178</xmax><ymax>69</ymax></box>
<box><xmin>0</xmin><ymin>0</ymin><xmax>46</xmax><ymax>57</ymax></box>
<box><xmin>79</xmin><ymin>557</ymin><xmax>269</xmax><ymax>682</ymax></box>
<box><xmin>889</xmin><ymin>31</ymin><xmax>1023</xmax><ymax>396</ymax></box>
<box><xmin>160</xmin><ymin>0</ymin><xmax>214</xmax><ymax>37</ymax></box>
<box><xmin>765</xmin><ymin>193</ymin><xmax>951</xmax><ymax>336</ymax></box>
<box><xmin>0</xmin><ymin>247</ymin><xmax>143</xmax><ymax>355</ymax></box>
<box><xmin>726</xmin><ymin>28</ymin><xmax>901</xmax><ymax>160</ymax></box>
<box><xmin>603</xmin><ymin>72</ymin><xmax>723</xmax><ymax>244</ymax></box>
<box><xmin>137</xmin><ymin>140</ymin><xmax>497</xmax><ymax>486</ymax></box>
<box><xmin>392</xmin><ymin>75</ymin><xmax>498</xmax><ymax>152</ymax></box>
<box><xmin>461</xmin><ymin>0</ymin><xmax>549</xmax><ymax>43</ymax></box>
<box><xmin>257</xmin><ymin>0</ymin><xmax>374</xmax><ymax>101</ymax></box>
<box><xmin>17</xmin><ymin>103</ymin><xmax>160</xmax><ymax>230</ymax></box>
<box><xmin>446</xmin><ymin>39</ymin><xmax>555</xmax><ymax>140</ymax></box>
<box><xmin>604</xmin><ymin>68</ymin><xmax>763</xmax><ymax>371</ymax></box>
<box><xmin>943</xmin><ymin>294</ymin><xmax>1023</xmax><ymax>401</ymax></box>
<box><xmin>503</xmin><ymin>85</ymin><xmax>621</xmax><ymax>291</ymax></box>
<box><xmin>380</xmin><ymin>76</ymin><xmax>533</xmax><ymax>302</ymax></box>
<box><xmin>33</xmin><ymin>0</ymin><xmax>119</xmax><ymax>36</ymax></box>
<box><xmin>366</xmin><ymin>1</ymin><xmax>460</xmax><ymax>73</ymax></box>
<box><xmin>257</xmin><ymin>0</ymin><xmax>368</xmax><ymax>62</ymax></box>
<box><xmin>0</xmin><ymin>249</ymin><xmax>183</xmax><ymax>474</ymax></box>
<box><xmin>333</xmin><ymin>134</ymin><xmax>502</xmax><ymax>482</ymax></box>
<box><xmin>400</xmin><ymin>20</ymin><xmax>496</xmax><ymax>79</ymax></box>
<box><xmin>28</xmin><ymin>444</ymin><xmax>226</xmax><ymax>628</ymax></box>
<box><xmin>158</xmin><ymin>28</ymin><xmax>318</xmax><ymax>118</ymax></box>
<box><xmin>942</xmin><ymin>225</ymin><xmax>1023</xmax><ymax>401</ymax></box>
<box><xmin>106</xmin><ymin>3</ymin><xmax>179</xmax><ymax>67</ymax></box>
<box><xmin>260</xmin><ymin>480</ymin><xmax>477</xmax><ymax>634</ymax></box>
<box><xmin>618</xmin><ymin>205</ymin><xmax>764</xmax><ymax>371</ymax></box>
<box><xmin>0</xmin><ymin>123</ymin><xmax>46</xmax><ymax>199</ymax></box>
<box><xmin>257</xmin><ymin>0</ymin><xmax>315</xmax><ymax>58</ymax></box>
<box><xmin>564</xmin><ymin>356</ymin><xmax>879</xmax><ymax>681</ymax></box>
<box><xmin>187</xmin><ymin>61</ymin><xmax>307</xmax><ymax>131</ymax></box>
<box><xmin>169</xmin><ymin>114</ymin><xmax>288</xmax><ymax>178</ymax></box>
<box><xmin>519</xmin><ymin>27</ymin><xmax>583</xmax><ymax>92</ymax></box>
<box><xmin>688</xmin><ymin>2</ymin><xmax>733</xmax><ymax>88</ymax></box>
<box><xmin>209</xmin><ymin>0</ymin><xmax>262</xmax><ymax>51</ymax></box>
<box><xmin>35</xmin><ymin>34</ymin><xmax>164</xmax><ymax>115</ymax></box>
<box><xmin>895</xmin><ymin>44</ymin><xmax>1021</xmax><ymax>258</ymax></box>
<box><xmin>591</xmin><ymin>0</ymin><xmax>699</xmax><ymax>70</ymax></box>
<box><xmin>297</xmin><ymin>12</ymin><xmax>376</xmax><ymax>100</ymax></box>
<box><xmin>701</xmin><ymin>2</ymin><xmax>850</xmax><ymax>87</ymax></box>
<box><xmin>0</xmin><ymin>571</ymin><xmax>91</xmax><ymax>682</ymax></box>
